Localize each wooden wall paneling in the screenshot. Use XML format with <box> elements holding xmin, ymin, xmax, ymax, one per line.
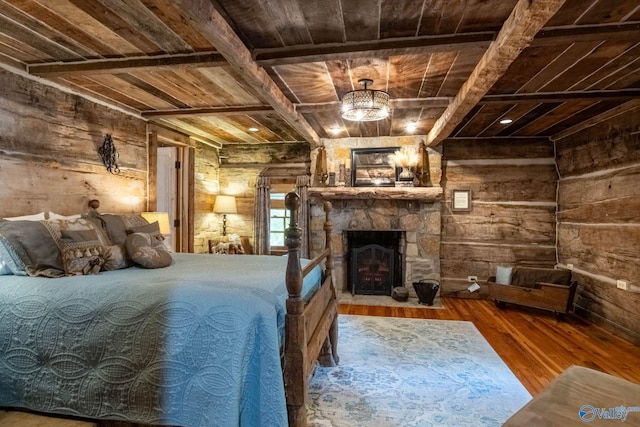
<box><xmin>558</xmin><ymin>165</ymin><xmax>640</xmax><ymax>223</ymax></box>
<box><xmin>442</xmin><ymin>241</ymin><xmax>556</xmax><ymax>278</ymax></box>
<box><xmin>557</xmin><ymin>223</ymin><xmax>639</xmax><ymax>285</ymax></box>
<box><xmin>555</xmin><ymin>106</ymin><xmax>640</xmax><ymax>343</ymax></box>
<box><xmin>440</xmin><ymin>137</ymin><xmax>558</xmax><ymax>298</ymax></box>
<box><xmin>0</xmin><ymin>70</ymin><xmax>147</xmax><ymax>217</ymax></box>
<box><xmin>193</xmin><ymin>142</ymin><xmax>219</xmax><ymax>253</ymax></box>
<box><xmin>573</xmin><ymin>272</ymin><xmax>640</xmax><ymax>345</ymax></box>
<box><xmin>443</xmin><ymin>163</ymin><xmax>557</xmax><ymax>202</ymax></box>
<box><xmin>443</xmin><ymin>203</ymin><xmax>557</xmax><ymax>245</ymax></box>
<box><xmin>555</xmin><ymin>108</ymin><xmax>640</xmax><ymax>176</ymax></box>
<box><xmin>147</xmin><ymin>130</ymin><xmax>158</xmax><ymax>211</ymax></box>
<box><xmin>444</xmin><ymin>137</ymin><xmax>554</xmax><ymax>158</ymax></box>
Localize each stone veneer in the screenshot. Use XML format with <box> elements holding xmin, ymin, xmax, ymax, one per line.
<box><xmin>308</xmin><ymin>188</ymin><xmax>442</xmax><ymax>297</ymax></box>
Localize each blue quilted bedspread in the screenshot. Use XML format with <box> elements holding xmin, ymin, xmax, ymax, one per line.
<box><xmin>0</xmin><ymin>253</ymin><xmax>321</xmax><ymax>426</ymax></box>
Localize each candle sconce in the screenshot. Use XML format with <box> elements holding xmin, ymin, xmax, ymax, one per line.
<box><xmin>98</xmin><ymin>134</ymin><xmax>120</xmax><ymax>175</ymax></box>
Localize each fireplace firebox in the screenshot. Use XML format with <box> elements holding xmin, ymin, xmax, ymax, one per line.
<box><xmin>347</xmin><ymin>230</ymin><xmax>402</xmax><ymax>295</ymax></box>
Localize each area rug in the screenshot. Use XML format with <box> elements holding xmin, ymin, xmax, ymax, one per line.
<box><xmin>308</xmin><ymin>315</ymin><xmax>531</xmax><ymax>427</ymax></box>
<box><xmin>338</xmin><ymin>293</ymin><xmax>445</xmax><ymax>309</ymax></box>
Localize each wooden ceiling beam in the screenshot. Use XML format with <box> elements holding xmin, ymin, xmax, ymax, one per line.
<box><xmin>142</xmin><ymin>105</ymin><xmax>274</xmax><ymax>118</ymax></box>
<box><xmin>175</xmin><ymin>0</ymin><xmax>319</xmax><ymax>145</ymax></box>
<box><xmin>35</xmin><ymin>21</ymin><xmax>633</xmax><ymax>80</ymax></box>
<box><xmin>534</xmin><ymin>22</ymin><xmax>640</xmax><ymax>46</ymax></box>
<box><xmin>296</xmin><ymin>98</ymin><xmax>452</xmax><ymax>113</ymax></box>
<box><xmin>253</xmin><ymin>32</ymin><xmax>495</xmax><ymax>66</ymax></box>
<box><xmin>481</xmin><ymin>89</ymin><xmax>640</xmax><ymax>104</ymax></box>
<box><xmin>28</xmin><ymin>51</ymin><xmax>226</xmax><ymax>77</ymax></box>
<box><xmin>426</xmin><ymin>0</ymin><xmax>568</xmax><ymax>146</ymax></box>
<box><xmin>26</xmin><ymin>31</ymin><xmax>495</xmax><ymax>78</ymax></box>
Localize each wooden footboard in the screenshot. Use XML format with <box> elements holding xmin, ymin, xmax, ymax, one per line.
<box><xmin>283</xmin><ymin>192</ymin><xmax>339</xmax><ymax>427</ymax></box>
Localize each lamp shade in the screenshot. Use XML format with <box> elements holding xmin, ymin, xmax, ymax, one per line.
<box><xmin>141</xmin><ymin>212</ymin><xmax>171</xmax><ymax>235</ymax></box>
<box><xmin>341</xmin><ymin>79</ymin><xmax>390</xmax><ymax>121</ymax></box>
<box><xmin>213</xmin><ymin>195</ymin><xmax>237</xmax><ymax>214</ymax></box>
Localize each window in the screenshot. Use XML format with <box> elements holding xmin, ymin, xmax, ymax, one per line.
<box><xmin>269</xmin><ymin>193</ymin><xmax>289</xmax><ymax>248</ymax></box>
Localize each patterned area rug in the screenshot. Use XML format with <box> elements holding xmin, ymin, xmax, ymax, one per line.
<box><xmin>308</xmin><ymin>315</ymin><xmax>531</xmax><ymax>427</ymax></box>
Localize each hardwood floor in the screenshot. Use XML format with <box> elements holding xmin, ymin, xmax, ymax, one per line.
<box><xmin>340</xmin><ymin>297</ymin><xmax>640</xmax><ymax>395</ymax></box>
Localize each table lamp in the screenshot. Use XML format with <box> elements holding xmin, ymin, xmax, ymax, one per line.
<box><xmin>213</xmin><ymin>195</ymin><xmax>237</xmax><ymax>236</ymax></box>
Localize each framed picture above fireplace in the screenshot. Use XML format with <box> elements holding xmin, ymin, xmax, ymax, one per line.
<box><xmin>351</xmin><ymin>147</ymin><xmax>399</xmax><ymax>187</ymax></box>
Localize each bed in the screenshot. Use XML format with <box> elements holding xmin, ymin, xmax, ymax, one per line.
<box><xmin>0</xmin><ymin>192</ymin><xmax>338</xmax><ymax>427</ymax></box>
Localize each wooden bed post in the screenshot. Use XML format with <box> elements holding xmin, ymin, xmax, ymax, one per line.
<box><xmin>318</xmin><ymin>201</ymin><xmax>339</xmax><ymax>366</ymax></box>
<box><xmin>284</xmin><ymin>192</ymin><xmax>307</xmax><ymax>427</ymax></box>
<box><xmin>284</xmin><ymin>192</ymin><xmax>339</xmax><ymax>427</ymax></box>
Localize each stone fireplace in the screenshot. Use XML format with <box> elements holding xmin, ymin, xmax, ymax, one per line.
<box><xmin>308</xmin><ymin>187</ymin><xmax>443</xmax><ymax>298</ymax></box>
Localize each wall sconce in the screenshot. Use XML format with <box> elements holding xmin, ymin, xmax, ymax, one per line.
<box><xmin>141</xmin><ymin>212</ymin><xmax>172</xmax><ymax>236</ymax></box>
<box><xmin>99</xmin><ymin>134</ymin><xmax>120</xmax><ymax>174</ymax></box>
<box><xmin>213</xmin><ymin>195</ymin><xmax>237</xmax><ymax>236</ymax></box>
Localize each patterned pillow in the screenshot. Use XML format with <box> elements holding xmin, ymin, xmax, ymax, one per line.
<box><xmin>59</xmin><ymin>229</ymin><xmax>104</xmax><ymax>276</ymax></box>
<box><xmin>43</xmin><ymin>218</ymin><xmax>111</xmax><ymax>247</ymax></box>
<box><xmin>125</xmin><ymin>232</ymin><xmax>172</xmax><ymax>269</ymax></box>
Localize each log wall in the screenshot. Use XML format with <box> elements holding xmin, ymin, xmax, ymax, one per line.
<box><xmin>193</xmin><ymin>142</ymin><xmax>220</xmax><ymax>253</ymax></box>
<box><xmin>555</xmin><ymin>106</ymin><xmax>640</xmax><ymax>344</ymax></box>
<box><xmin>440</xmin><ymin>138</ymin><xmax>558</xmax><ymax>298</ymax></box>
<box><xmin>0</xmin><ymin>69</ymin><xmax>147</xmax><ymax>216</ymax></box>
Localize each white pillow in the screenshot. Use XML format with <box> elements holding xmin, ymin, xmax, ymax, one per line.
<box><xmin>495</xmin><ymin>266</ymin><xmax>513</xmax><ymax>285</ymax></box>
<box><xmin>48</xmin><ymin>212</ymin><xmax>82</xmax><ymax>220</ymax></box>
<box><xmin>3</xmin><ymin>212</ymin><xmax>46</xmax><ymax>221</ymax></box>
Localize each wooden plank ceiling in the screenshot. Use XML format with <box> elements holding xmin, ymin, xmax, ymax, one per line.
<box><xmin>0</xmin><ymin>0</ymin><xmax>638</xmax><ymax>147</ymax></box>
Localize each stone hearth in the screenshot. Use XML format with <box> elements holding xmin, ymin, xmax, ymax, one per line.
<box><xmin>308</xmin><ymin>187</ymin><xmax>442</xmax><ymax>297</ymax></box>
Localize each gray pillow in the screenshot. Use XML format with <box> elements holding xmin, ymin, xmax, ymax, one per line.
<box><xmin>495</xmin><ymin>266</ymin><xmax>513</xmax><ymax>285</ymax></box>
<box><xmin>0</xmin><ymin>220</ymin><xmax>64</xmax><ymax>277</ymax></box>
<box><xmin>125</xmin><ymin>232</ymin><xmax>172</xmax><ymax>269</ymax></box>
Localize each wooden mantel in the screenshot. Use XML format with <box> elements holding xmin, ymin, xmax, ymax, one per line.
<box><xmin>308</xmin><ymin>186</ymin><xmax>443</xmax><ymax>201</ymax></box>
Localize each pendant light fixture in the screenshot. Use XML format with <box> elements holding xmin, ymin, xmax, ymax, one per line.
<box><xmin>341</xmin><ymin>79</ymin><xmax>390</xmax><ymax>121</ymax></box>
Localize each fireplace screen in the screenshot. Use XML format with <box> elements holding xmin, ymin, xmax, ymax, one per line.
<box><xmin>351</xmin><ymin>244</ymin><xmax>395</xmax><ymax>295</ymax></box>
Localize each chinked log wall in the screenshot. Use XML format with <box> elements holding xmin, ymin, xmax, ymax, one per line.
<box><xmin>555</xmin><ymin>106</ymin><xmax>640</xmax><ymax>345</ymax></box>
<box><xmin>440</xmin><ymin>138</ymin><xmax>558</xmax><ymax>298</ymax></box>
<box><xmin>0</xmin><ymin>69</ymin><xmax>147</xmax><ymax>217</ymax></box>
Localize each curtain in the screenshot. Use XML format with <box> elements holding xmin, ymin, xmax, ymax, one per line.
<box><xmin>295</xmin><ymin>175</ymin><xmax>310</xmax><ymax>258</ymax></box>
<box><xmin>253</xmin><ymin>176</ymin><xmax>271</xmax><ymax>255</ymax></box>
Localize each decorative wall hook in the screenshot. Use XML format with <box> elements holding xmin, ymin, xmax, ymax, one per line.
<box><xmin>98</xmin><ymin>134</ymin><xmax>120</xmax><ymax>174</ymax></box>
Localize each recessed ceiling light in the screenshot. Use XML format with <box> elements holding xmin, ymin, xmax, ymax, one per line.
<box><xmin>330</xmin><ymin>126</ymin><xmax>342</xmax><ymax>135</ymax></box>
<box><xmin>248</xmin><ymin>127</ymin><xmax>259</xmax><ymax>132</ymax></box>
<box><xmin>406</xmin><ymin>122</ymin><xmax>417</xmax><ymax>133</ymax></box>
<box><xmin>500</xmin><ymin>118</ymin><xmax>513</xmax><ymax>124</ymax></box>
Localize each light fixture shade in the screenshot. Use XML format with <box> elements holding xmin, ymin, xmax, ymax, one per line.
<box><xmin>213</xmin><ymin>195</ymin><xmax>237</xmax><ymax>214</ymax></box>
<box><xmin>141</xmin><ymin>212</ymin><xmax>171</xmax><ymax>235</ymax></box>
<box><xmin>341</xmin><ymin>79</ymin><xmax>390</xmax><ymax>121</ymax></box>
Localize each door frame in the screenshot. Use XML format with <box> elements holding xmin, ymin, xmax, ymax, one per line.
<box><xmin>148</xmin><ymin>130</ymin><xmax>195</xmax><ymax>253</ymax></box>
